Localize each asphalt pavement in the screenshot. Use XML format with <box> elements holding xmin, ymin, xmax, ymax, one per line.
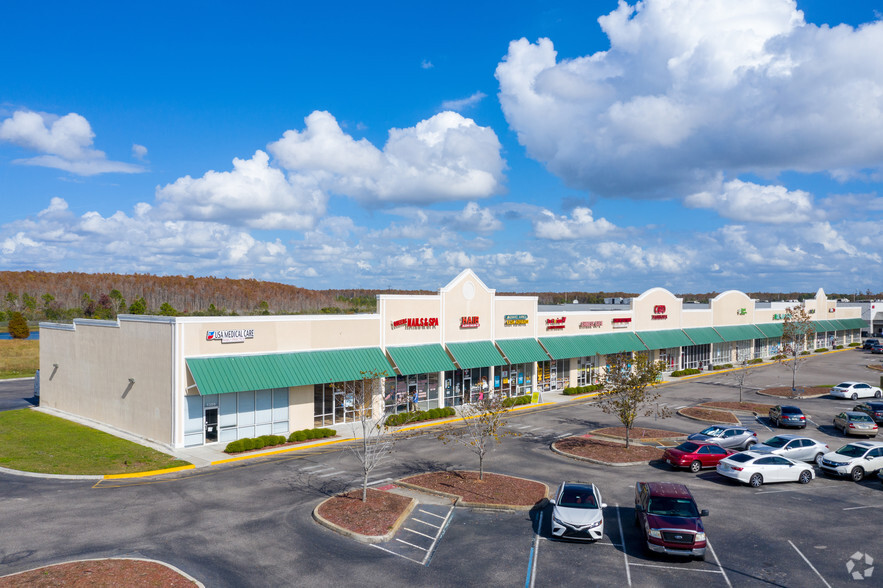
<box><xmin>0</xmin><ymin>377</ymin><xmax>37</xmax><ymax>412</ymax></box>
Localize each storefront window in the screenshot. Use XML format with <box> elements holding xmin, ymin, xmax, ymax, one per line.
<box><xmin>384</xmin><ymin>373</ymin><xmax>440</xmax><ymax>414</ymax></box>
<box><xmin>657</xmin><ymin>348</ymin><xmax>680</xmax><ymax>372</ymax></box>
<box><xmin>682</xmin><ymin>344</ymin><xmax>710</xmax><ymax>370</ymax></box>
<box><xmin>712</xmin><ymin>343</ymin><xmax>731</xmax><ymax>365</ymax></box>
<box><xmin>734</xmin><ymin>340</ymin><xmax>752</xmax><ymax>362</ymax></box>
<box><xmin>494</xmin><ymin>363</ymin><xmax>531</xmax><ymax>398</ymax></box>
<box><xmin>444</xmin><ymin>368</ymin><xmax>490</xmax><ymax>406</ymax></box>
<box><xmin>576</xmin><ymin>356</ymin><xmax>599</xmax><ymax>386</ymax></box>
<box><xmin>314</xmin><ymin>380</ymin><xmax>370</xmax><ymax>427</ymax></box>
<box><xmin>538</xmin><ymin>359</ymin><xmax>568</xmax><ymax>391</ymax></box>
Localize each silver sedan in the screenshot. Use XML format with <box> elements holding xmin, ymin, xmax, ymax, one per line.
<box><xmin>750</xmin><ymin>435</ymin><xmax>830</xmax><ymax>465</ymax></box>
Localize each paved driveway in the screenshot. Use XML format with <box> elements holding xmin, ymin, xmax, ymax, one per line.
<box><xmin>0</xmin><ymin>378</ymin><xmax>36</xmax><ymax>412</ymax></box>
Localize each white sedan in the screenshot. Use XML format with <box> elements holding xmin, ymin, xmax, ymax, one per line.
<box><xmin>549</xmin><ymin>481</ymin><xmax>607</xmax><ymax>541</ymax></box>
<box><xmin>716</xmin><ymin>451</ymin><xmax>815</xmax><ymax>487</ymax></box>
<box><xmin>830</xmin><ymin>381</ymin><xmax>883</xmax><ymax>400</ymax></box>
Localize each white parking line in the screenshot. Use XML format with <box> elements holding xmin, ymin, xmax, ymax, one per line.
<box><xmin>615</xmin><ymin>505</ymin><xmax>632</xmax><ymax>587</ymax></box>
<box><xmin>755</xmin><ymin>489</ymin><xmax>793</xmax><ymax>494</ymax></box>
<box><xmin>367</xmin><ymin>477</ymin><xmax>393</xmax><ymax>486</ymax></box>
<box><xmin>842</xmin><ymin>505</ymin><xmax>882</xmax><ymax>510</ymax></box>
<box><xmin>628</xmin><ymin>563</ymin><xmax>723</xmax><ymax>573</ymax></box>
<box><xmin>300</xmin><ymin>464</ymin><xmax>329</xmax><ymax>471</ymax></box>
<box><xmin>789</xmin><ymin>540</ymin><xmax>832</xmax><ymax>588</ymax></box>
<box><xmin>403</xmin><ymin>527</ymin><xmax>435</xmax><ymax>540</ymax></box>
<box><xmin>395</xmin><ymin>537</ymin><xmax>428</xmax><ymax>551</ymax></box>
<box><xmin>371</xmin><ymin>543</ymin><xmax>423</xmax><ymax>564</ymax></box>
<box><xmin>419</xmin><ymin>509</ymin><xmax>447</xmax><ymax>519</ymax></box>
<box><xmin>525</xmin><ymin>511</ymin><xmax>542</xmax><ymax>588</ymax></box>
<box><xmin>413</xmin><ymin>517</ymin><xmax>441</xmax><ymax>528</ymax></box>
<box><xmin>317</xmin><ymin>471</ymin><xmax>341</xmax><ymax>478</ymax></box>
<box><xmin>707</xmin><ymin>540</ymin><xmax>732</xmax><ymax>588</ymax></box>
<box><xmin>555</xmin><ymin>433</ymin><xmax>572</xmax><ymax>439</ymax></box>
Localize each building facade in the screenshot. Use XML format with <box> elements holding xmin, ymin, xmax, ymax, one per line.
<box><xmin>39</xmin><ymin>270</ymin><xmax>864</xmax><ymax>448</ymax></box>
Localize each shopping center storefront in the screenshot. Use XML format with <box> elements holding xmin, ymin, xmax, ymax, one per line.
<box><xmin>39</xmin><ymin>272</ymin><xmax>865</xmax><ymax>448</ymax></box>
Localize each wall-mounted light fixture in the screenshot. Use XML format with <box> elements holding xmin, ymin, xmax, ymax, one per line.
<box><xmin>128</xmin><ymin>378</ymin><xmax>135</xmax><ymax>384</ymax></box>
<box><xmin>53</xmin><ymin>363</ymin><xmax>59</xmax><ymax>369</ymax></box>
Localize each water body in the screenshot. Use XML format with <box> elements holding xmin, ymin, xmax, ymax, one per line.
<box><xmin>0</xmin><ymin>332</ymin><xmax>39</xmax><ymax>340</ymax></box>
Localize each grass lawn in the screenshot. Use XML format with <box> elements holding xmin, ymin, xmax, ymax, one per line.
<box><xmin>0</xmin><ymin>339</ymin><xmax>39</xmax><ymax>379</ymax></box>
<box><xmin>0</xmin><ymin>409</ymin><xmax>190</xmax><ymax>475</ymax></box>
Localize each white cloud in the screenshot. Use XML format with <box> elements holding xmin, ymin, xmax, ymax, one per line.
<box><xmin>268</xmin><ymin>110</ymin><xmax>505</xmax><ymax>204</ymax></box>
<box><xmin>0</xmin><ymin>110</ymin><xmax>144</xmax><ymax>175</ymax></box>
<box><xmin>132</xmin><ymin>144</ymin><xmax>148</xmax><ymax>160</ymax></box>
<box><xmin>534</xmin><ymin>207</ymin><xmax>616</xmax><ymax>239</ymax></box>
<box><xmin>684</xmin><ymin>179</ymin><xmax>817</xmax><ymax>223</ymax></box>
<box><xmin>421</xmin><ymin>59</ymin><xmax>434</xmax><ymax>69</ymax></box>
<box><xmin>495</xmin><ymin>0</ymin><xmax>883</xmax><ymax>198</ymax></box>
<box><xmin>441</xmin><ymin>92</ymin><xmax>487</xmax><ymax>111</ymax></box>
<box><xmin>155</xmin><ymin>150</ymin><xmax>327</xmax><ymax>230</ymax></box>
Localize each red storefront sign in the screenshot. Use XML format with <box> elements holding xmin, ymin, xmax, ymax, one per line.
<box><xmin>612</xmin><ymin>317</ymin><xmax>631</xmax><ymax>329</ymax></box>
<box><xmin>651</xmin><ymin>305</ymin><xmax>667</xmax><ymax>320</ymax></box>
<box><xmin>460</xmin><ymin>316</ymin><xmax>480</xmax><ymax>328</ymax></box>
<box><xmin>580</xmin><ymin>321</ymin><xmax>602</xmax><ymax>329</ymax></box>
<box><xmin>391</xmin><ymin>317</ymin><xmax>439</xmax><ymax>329</ymax></box>
<box><xmin>546</xmin><ymin>317</ymin><xmax>566</xmax><ymax>329</ymax></box>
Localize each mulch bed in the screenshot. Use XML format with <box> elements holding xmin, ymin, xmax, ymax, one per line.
<box><xmin>699</xmin><ymin>401</ymin><xmax>774</xmax><ymax>413</ymax></box>
<box><xmin>401</xmin><ymin>471</ymin><xmax>547</xmax><ymax>506</ymax></box>
<box><xmin>0</xmin><ymin>559</ymin><xmax>197</xmax><ymax>587</ymax></box>
<box><xmin>316</xmin><ymin>488</ymin><xmax>412</xmax><ymax>536</ymax></box>
<box><xmin>758</xmin><ymin>386</ymin><xmax>831</xmax><ymax>398</ymax></box>
<box><xmin>593</xmin><ymin>427</ymin><xmax>685</xmax><ymax>439</ymax></box>
<box><xmin>678</xmin><ymin>406</ymin><xmax>740</xmax><ymax>423</ymax></box>
<box><xmin>553</xmin><ymin>437</ymin><xmax>663</xmax><ymax>463</ymax></box>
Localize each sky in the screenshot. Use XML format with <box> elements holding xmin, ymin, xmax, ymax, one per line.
<box><xmin>2</xmin><ymin>0</ymin><xmax>883</xmax><ymax>295</ymax></box>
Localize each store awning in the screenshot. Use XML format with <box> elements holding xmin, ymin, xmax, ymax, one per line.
<box><xmin>636</xmin><ymin>329</ymin><xmax>694</xmax><ymax>350</ymax></box>
<box><xmin>682</xmin><ymin>327</ymin><xmax>725</xmax><ymax>345</ymax></box>
<box><xmin>812</xmin><ymin>320</ymin><xmax>842</xmax><ymax>333</ymax></box>
<box><xmin>446</xmin><ymin>341</ymin><xmax>506</xmax><ymax>370</ymax></box>
<box><xmin>539</xmin><ymin>332</ymin><xmax>647</xmax><ymax>359</ymax></box>
<box><xmin>495</xmin><ymin>338</ymin><xmax>550</xmax><ymax>364</ymax></box>
<box><xmin>754</xmin><ymin>323</ymin><xmax>784</xmax><ymax>338</ymax></box>
<box><xmin>712</xmin><ymin>325</ymin><xmax>764</xmax><ymax>342</ymax></box>
<box><xmin>836</xmin><ymin>318</ymin><xmax>866</xmax><ymax>330</ymax></box>
<box><xmin>386</xmin><ymin>344</ymin><xmax>456</xmax><ymax>376</ymax></box>
<box><xmin>186</xmin><ymin>347</ymin><xmax>394</xmax><ymax>395</ymax></box>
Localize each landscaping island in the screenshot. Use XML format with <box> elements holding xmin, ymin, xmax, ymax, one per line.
<box><xmin>0</xmin><ymin>559</ymin><xmax>199</xmax><ymax>587</ymax></box>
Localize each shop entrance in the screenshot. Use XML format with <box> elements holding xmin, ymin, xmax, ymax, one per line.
<box><xmin>204</xmin><ymin>407</ymin><xmax>219</xmax><ymax>443</ymax></box>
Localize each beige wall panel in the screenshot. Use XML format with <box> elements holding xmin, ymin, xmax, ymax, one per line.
<box><xmin>711</xmin><ymin>291</ymin><xmax>755</xmax><ymax>326</ymax></box>
<box><xmin>631</xmin><ymin>288</ymin><xmax>682</xmax><ymax>331</ymax></box>
<box><xmin>40</xmin><ymin>319</ymin><xmax>173</xmax><ymax>444</ymax></box>
<box><xmin>495</xmin><ymin>297</ymin><xmax>537</xmax><ymax>339</ymax></box>
<box><xmin>289</xmin><ymin>385</ymin><xmax>314</xmax><ymax>430</ymax></box>
<box><xmin>681</xmin><ymin>309</ymin><xmax>712</xmax><ymax>327</ymax></box>
<box><xmin>381</xmin><ymin>296</ymin><xmax>443</xmax><ymax>346</ymax></box>
<box><xmin>537</xmin><ymin>311</ymin><xmax>630</xmax><ymax>336</ymax></box>
<box><xmin>442</xmin><ymin>274</ymin><xmax>494</xmax><ymax>342</ymax></box>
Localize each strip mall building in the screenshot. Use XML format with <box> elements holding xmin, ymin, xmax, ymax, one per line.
<box><xmin>39</xmin><ymin>270</ymin><xmax>864</xmax><ymax>449</ymax></box>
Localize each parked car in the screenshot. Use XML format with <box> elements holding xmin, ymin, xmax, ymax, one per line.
<box><xmin>768</xmin><ymin>405</ymin><xmax>807</xmax><ymax>428</ymax></box>
<box><xmin>830</xmin><ymin>381</ymin><xmax>883</xmax><ymax>400</ymax></box>
<box><xmin>662</xmin><ymin>442</ymin><xmax>734</xmax><ymax>472</ymax></box>
<box><xmin>750</xmin><ymin>435</ymin><xmax>829</xmax><ymax>465</ymax></box>
<box><xmin>871</xmin><ymin>344</ymin><xmax>883</xmax><ymax>355</ymax></box>
<box><xmin>861</xmin><ymin>338</ymin><xmax>880</xmax><ymax>350</ymax></box>
<box><xmin>819</xmin><ymin>441</ymin><xmax>883</xmax><ymax>481</ymax></box>
<box><xmin>853</xmin><ymin>401</ymin><xmax>883</xmax><ymax>424</ymax></box>
<box><xmin>716</xmin><ymin>451</ymin><xmax>814</xmax><ymax>487</ymax></box>
<box><xmin>549</xmin><ymin>481</ymin><xmax>607</xmax><ymax>541</ymax></box>
<box><xmin>634</xmin><ymin>482</ymin><xmax>708</xmax><ymax>560</ymax></box>
<box><xmin>833</xmin><ymin>411</ymin><xmax>879</xmax><ymax>437</ymax></box>
<box><xmin>687</xmin><ymin>425</ymin><xmax>757</xmax><ymax>450</ymax></box>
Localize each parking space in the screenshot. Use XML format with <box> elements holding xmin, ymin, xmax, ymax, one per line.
<box><xmin>372</xmin><ymin>503</ymin><xmax>454</xmax><ymax>565</ymax></box>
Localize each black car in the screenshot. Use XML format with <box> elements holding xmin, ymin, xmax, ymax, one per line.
<box><xmin>854</xmin><ymin>402</ymin><xmax>883</xmax><ymax>424</ymax></box>
<box><xmin>872</xmin><ymin>344</ymin><xmax>883</xmax><ymax>355</ymax></box>
<box><xmin>769</xmin><ymin>405</ymin><xmax>807</xmax><ymax>428</ymax></box>
<box><xmin>862</xmin><ymin>339</ymin><xmax>880</xmax><ymax>350</ymax></box>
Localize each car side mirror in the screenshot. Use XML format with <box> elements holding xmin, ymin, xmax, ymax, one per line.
<box><xmin>601</xmin><ymin>503</ymin><xmax>608</xmax><ymax>509</ymax></box>
<box><xmin>549</xmin><ymin>499</ymin><xmax>556</xmax><ymax>505</ymax></box>
<box><xmin>866</xmin><ymin>456</ymin><xmax>874</xmax><ymax>460</ymax></box>
<box><xmin>635</xmin><ymin>504</ymin><xmax>644</xmax><ymax>513</ymax></box>
<box><xmin>700</xmin><ymin>509</ymin><xmax>709</xmax><ymax>517</ymax></box>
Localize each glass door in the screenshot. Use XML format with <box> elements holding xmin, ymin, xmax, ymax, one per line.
<box><xmin>204</xmin><ymin>407</ymin><xmax>219</xmax><ymax>443</ymax></box>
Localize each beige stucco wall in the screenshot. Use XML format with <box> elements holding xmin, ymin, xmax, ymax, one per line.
<box><xmin>630</xmin><ymin>288</ymin><xmax>683</xmax><ymax>331</ymax></box>
<box><xmin>379</xmin><ymin>295</ymin><xmax>443</xmax><ymax>347</ymax></box>
<box><xmin>495</xmin><ymin>297</ymin><xmax>537</xmax><ymax>339</ymax></box>
<box><xmin>290</xmin><ymin>384</ymin><xmax>313</xmax><ymax>430</ymax></box>
<box><xmin>711</xmin><ymin>291</ymin><xmax>756</xmax><ymax>326</ymax></box>
<box><xmin>440</xmin><ymin>270</ymin><xmax>494</xmax><ymax>342</ymax></box>
<box><xmin>681</xmin><ymin>309</ymin><xmax>712</xmax><ymax>327</ymax></box>
<box><xmin>39</xmin><ymin>317</ymin><xmax>174</xmax><ymax>445</ymax></box>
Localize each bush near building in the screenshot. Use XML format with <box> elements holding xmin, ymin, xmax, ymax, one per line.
<box><xmin>384</xmin><ymin>407</ymin><xmax>455</xmax><ymax>427</ymax></box>
<box><xmin>7</xmin><ymin>311</ymin><xmax>29</xmax><ymax>338</ymax></box>
<box><xmin>562</xmin><ymin>385</ymin><xmax>603</xmax><ymax>395</ymax></box>
<box><xmin>671</xmin><ymin>368</ymin><xmax>701</xmax><ymax>377</ymax></box>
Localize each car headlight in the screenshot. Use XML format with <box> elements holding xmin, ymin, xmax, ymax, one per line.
<box><xmin>695</xmin><ymin>532</ymin><xmax>706</xmax><ymax>542</ymax></box>
<box><xmin>648</xmin><ymin>528</ymin><xmax>662</xmax><ymax>538</ymax></box>
<box><xmin>552</xmin><ymin>515</ymin><xmax>564</xmax><ymax>526</ymax></box>
<box><xmin>588</xmin><ymin>520</ymin><xmax>602</xmax><ymax>529</ymax></box>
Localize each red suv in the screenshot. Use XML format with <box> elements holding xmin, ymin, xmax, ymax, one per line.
<box><xmin>634</xmin><ymin>482</ymin><xmax>709</xmax><ymax>560</ymax></box>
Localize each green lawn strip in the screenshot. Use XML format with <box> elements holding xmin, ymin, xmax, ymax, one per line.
<box><xmin>0</xmin><ymin>409</ymin><xmax>190</xmax><ymax>475</ymax></box>
<box><xmin>0</xmin><ymin>339</ymin><xmax>39</xmax><ymax>379</ymax></box>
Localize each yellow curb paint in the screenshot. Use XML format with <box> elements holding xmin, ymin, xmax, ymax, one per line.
<box><xmin>210</xmin><ymin>437</ymin><xmax>349</xmax><ymax>465</ymax></box>
<box><xmin>103</xmin><ymin>464</ymin><xmax>195</xmax><ymax>480</ymax></box>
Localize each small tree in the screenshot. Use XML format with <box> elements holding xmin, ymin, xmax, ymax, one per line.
<box><xmin>729</xmin><ymin>360</ymin><xmax>751</xmax><ymax>403</ymax></box>
<box><xmin>437</xmin><ymin>394</ymin><xmax>515</xmax><ymax>480</ymax></box>
<box><xmin>8</xmin><ymin>311</ymin><xmax>29</xmax><ymax>339</ymax></box>
<box><xmin>597</xmin><ymin>352</ymin><xmax>667</xmax><ymax>448</ymax></box>
<box><xmin>777</xmin><ymin>305</ymin><xmax>814</xmax><ymax>394</ymax></box>
<box><xmin>128</xmin><ymin>297</ymin><xmax>147</xmax><ymax>314</ymax></box>
<box><xmin>345</xmin><ymin>369</ymin><xmax>396</xmax><ymax>502</ymax></box>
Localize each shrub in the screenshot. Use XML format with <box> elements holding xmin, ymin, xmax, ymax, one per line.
<box><xmin>834</xmin><ymin>345</ymin><xmax>844</xmax><ymax>350</ymax></box>
<box><xmin>848</xmin><ymin>342</ymin><xmax>861</xmax><ymax>347</ymax></box>
<box><xmin>384</xmin><ymin>407</ymin><xmax>454</xmax><ymax>426</ymax></box>
<box><xmin>748</xmin><ymin>358</ymin><xmax>763</xmax><ymax>364</ymax></box>
<box><xmin>322</xmin><ymin>427</ymin><xmax>336</xmax><ymax>437</ymax></box>
<box><xmin>224</xmin><ymin>440</ymin><xmax>244</xmax><ymax>453</ymax></box>
<box><xmin>241</xmin><ymin>438</ymin><xmax>255</xmax><ymax>451</ymax></box>
<box><xmin>771</xmin><ymin>354</ymin><xmax>787</xmax><ymax>360</ymax></box>
<box><xmin>502</xmin><ymin>394</ymin><xmax>531</xmax><ymax>407</ymax></box>
<box><xmin>711</xmin><ymin>363</ymin><xmax>734</xmax><ymax>370</ymax></box>
<box><xmin>800</xmin><ymin>350</ymin><xmax>811</xmax><ymax>355</ymax></box>
<box><xmin>671</xmin><ymin>368</ymin><xmax>701</xmax><ymax>377</ymax></box>
<box><xmin>562</xmin><ymin>384</ymin><xmax>602</xmax><ymax>396</ymax></box>
<box><xmin>7</xmin><ymin>312</ymin><xmax>29</xmax><ymax>339</ymax></box>
<box><xmin>814</xmin><ymin>348</ymin><xmax>828</xmax><ymax>353</ymax></box>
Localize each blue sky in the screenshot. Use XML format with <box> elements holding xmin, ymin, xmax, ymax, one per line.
<box><xmin>2</xmin><ymin>0</ymin><xmax>882</xmax><ymax>294</ymax></box>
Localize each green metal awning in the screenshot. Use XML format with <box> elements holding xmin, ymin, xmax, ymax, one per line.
<box><xmin>539</xmin><ymin>335</ymin><xmax>597</xmax><ymax>360</ymax></box>
<box><xmin>682</xmin><ymin>327</ymin><xmax>725</xmax><ymax>345</ymax></box>
<box><xmin>836</xmin><ymin>318</ymin><xmax>866</xmax><ymax>330</ymax></box>
<box><xmin>446</xmin><ymin>341</ymin><xmax>506</xmax><ymax>369</ymax></box>
<box><xmin>636</xmin><ymin>329</ymin><xmax>693</xmax><ymax>350</ymax></box>
<box><xmin>386</xmin><ymin>344</ymin><xmax>455</xmax><ymax>376</ymax></box>
<box><xmin>812</xmin><ymin>320</ymin><xmax>840</xmax><ymax>333</ymax></box>
<box><xmin>186</xmin><ymin>347</ymin><xmax>394</xmax><ymax>395</ymax></box>
<box><xmin>754</xmin><ymin>323</ymin><xmax>784</xmax><ymax>338</ymax></box>
<box><xmin>713</xmin><ymin>325</ymin><xmax>764</xmax><ymax>342</ymax></box>
<box><xmin>495</xmin><ymin>338</ymin><xmax>550</xmax><ymax>364</ymax></box>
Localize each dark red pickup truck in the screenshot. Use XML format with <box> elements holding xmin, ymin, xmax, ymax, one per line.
<box><xmin>634</xmin><ymin>481</ymin><xmax>709</xmax><ymax>560</ymax></box>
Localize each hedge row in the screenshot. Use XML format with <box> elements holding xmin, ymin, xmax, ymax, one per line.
<box><xmin>562</xmin><ymin>384</ymin><xmax>603</xmax><ymax>396</ymax></box>
<box><xmin>771</xmin><ymin>354</ymin><xmax>788</xmax><ymax>360</ymax></box>
<box><xmin>848</xmin><ymin>342</ymin><xmax>861</xmax><ymax>347</ymax></box>
<box><xmin>288</xmin><ymin>427</ymin><xmax>336</xmax><ymax>442</ymax></box>
<box><xmin>224</xmin><ymin>434</ymin><xmax>287</xmax><ymax>454</ymax></box>
<box><xmin>711</xmin><ymin>363</ymin><xmax>734</xmax><ymax>371</ymax></box>
<box><xmin>814</xmin><ymin>348</ymin><xmax>828</xmax><ymax>353</ymax></box>
<box><xmin>384</xmin><ymin>407</ymin><xmax>456</xmax><ymax>427</ymax></box>
<box><xmin>747</xmin><ymin>358</ymin><xmax>764</xmax><ymax>364</ymax></box>
<box><xmin>800</xmin><ymin>350</ymin><xmax>811</xmax><ymax>355</ymax></box>
<box><xmin>834</xmin><ymin>345</ymin><xmax>844</xmax><ymax>349</ymax></box>
<box><xmin>502</xmin><ymin>394</ymin><xmax>532</xmax><ymax>407</ymax></box>
<box><xmin>671</xmin><ymin>368</ymin><xmax>701</xmax><ymax>377</ymax></box>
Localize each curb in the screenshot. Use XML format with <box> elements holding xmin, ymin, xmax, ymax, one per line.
<box><xmin>210</xmin><ymin>436</ymin><xmax>348</xmax><ymax>465</ymax></box>
<box><xmin>0</xmin><ymin>465</ymin><xmax>103</xmax><ymax>480</ymax></box>
<box><xmin>676</xmin><ymin>407</ymin><xmax>741</xmax><ymax>424</ymax></box>
<box><xmin>397</xmin><ymin>472</ymin><xmax>549</xmax><ymax>512</ymax></box>
<box><xmin>0</xmin><ymin>557</ymin><xmax>205</xmax><ymax>587</ymax></box>
<box><xmin>549</xmin><ymin>441</ymin><xmax>649</xmax><ymax>466</ymax></box>
<box><xmin>754</xmin><ymin>390</ymin><xmax>829</xmax><ymax>400</ymax></box>
<box><xmin>588</xmin><ymin>429</ymin><xmax>687</xmax><ymax>444</ymax></box>
<box><xmin>312</xmin><ymin>493</ymin><xmax>417</xmax><ymax>544</ymax></box>
<box><xmin>104</xmin><ymin>464</ymin><xmax>195</xmax><ymax>479</ymax></box>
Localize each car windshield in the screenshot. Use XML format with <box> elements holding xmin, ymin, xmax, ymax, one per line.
<box><xmin>835</xmin><ymin>445</ymin><xmax>866</xmax><ymax>458</ymax></box>
<box><xmin>727</xmin><ymin>453</ymin><xmax>754</xmax><ymax>463</ymax></box>
<box><xmin>559</xmin><ymin>487</ymin><xmax>598</xmax><ymax>509</ymax></box>
<box><xmin>699</xmin><ymin>427</ymin><xmax>724</xmax><ymax>437</ymax></box>
<box><xmin>835</xmin><ymin>383</ymin><xmax>852</xmax><ymax>388</ymax></box>
<box><xmin>850</xmin><ymin>414</ymin><xmax>873</xmax><ymax>422</ymax></box>
<box><xmin>675</xmin><ymin>442</ymin><xmax>701</xmax><ymax>452</ymax></box>
<box><xmin>763</xmin><ymin>436</ymin><xmax>788</xmax><ymax>448</ymax></box>
<box><xmin>647</xmin><ymin>497</ymin><xmax>699</xmax><ymax>518</ymax></box>
<box><xmin>782</xmin><ymin>407</ymin><xmax>801</xmax><ymax>414</ymax></box>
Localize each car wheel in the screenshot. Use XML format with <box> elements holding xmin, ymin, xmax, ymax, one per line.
<box><xmin>749</xmin><ymin>473</ymin><xmax>763</xmax><ymax>487</ymax></box>
<box><xmin>799</xmin><ymin>470</ymin><xmax>812</xmax><ymax>484</ymax></box>
<box><xmin>876</xmin><ymin>390</ymin><xmax>882</xmax><ymax>398</ymax></box>
<box><xmin>852</xmin><ymin>393</ymin><xmax>858</xmax><ymax>400</ymax></box>
<box><xmin>851</xmin><ymin>467</ymin><xmax>865</xmax><ymax>482</ymax></box>
<box><xmin>689</xmin><ymin>460</ymin><xmax>702</xmax><ymax>473</ymax></box>
<box><xmin>696</xmin><ymin>552</ymin><xmax>706</xmax><ymax>562</ymax></box>
<box><xmin>814</xmin><ymin>453</ymin><xmax>824</xmax><ymax>466</ymax></box>
<box><xmin>744</xmin><ymin>440</ymin><xmax>756</xmax><ymax>450</ymax></box>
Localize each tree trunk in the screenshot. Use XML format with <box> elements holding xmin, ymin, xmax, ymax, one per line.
<box><xmin>625</xmin><ymin>424</ymin><xmax>631</xmax><ymax>449</ymax></box>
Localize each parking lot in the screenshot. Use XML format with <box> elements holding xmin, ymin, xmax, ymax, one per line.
<box><xmin>0</xmin><ymin>349</ymin><xmax>881</xmax><ymax>586</ymax></box>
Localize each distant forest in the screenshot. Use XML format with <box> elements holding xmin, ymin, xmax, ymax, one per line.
<box><xmin>0</xmin><ymin>271</ymin><xmax>877</xmax><ymax>322</ymax></box>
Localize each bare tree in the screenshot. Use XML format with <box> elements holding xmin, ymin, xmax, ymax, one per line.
<box><xmin>437</xmin><ymin>395</ymin><xmax>515</xmax><ymax>480</ymax></box>
<box><xmin>777</xmin><ymin>305</ymin><xmax>815</xmax><ymax>395</ymax></box>
<box><xmin>597</xmin><ymin>353</ymin><xmax>667</xmax><ymax>448</ymax></box>
<box><xmin>345</xmin><ymin>369</ymin><xmax>396</xmax><ymax>502</ymax></box>
<box><xmin>729</xmin><ymin>360</ymin><xmax>752</xmax><ymax>403</ymax></box>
